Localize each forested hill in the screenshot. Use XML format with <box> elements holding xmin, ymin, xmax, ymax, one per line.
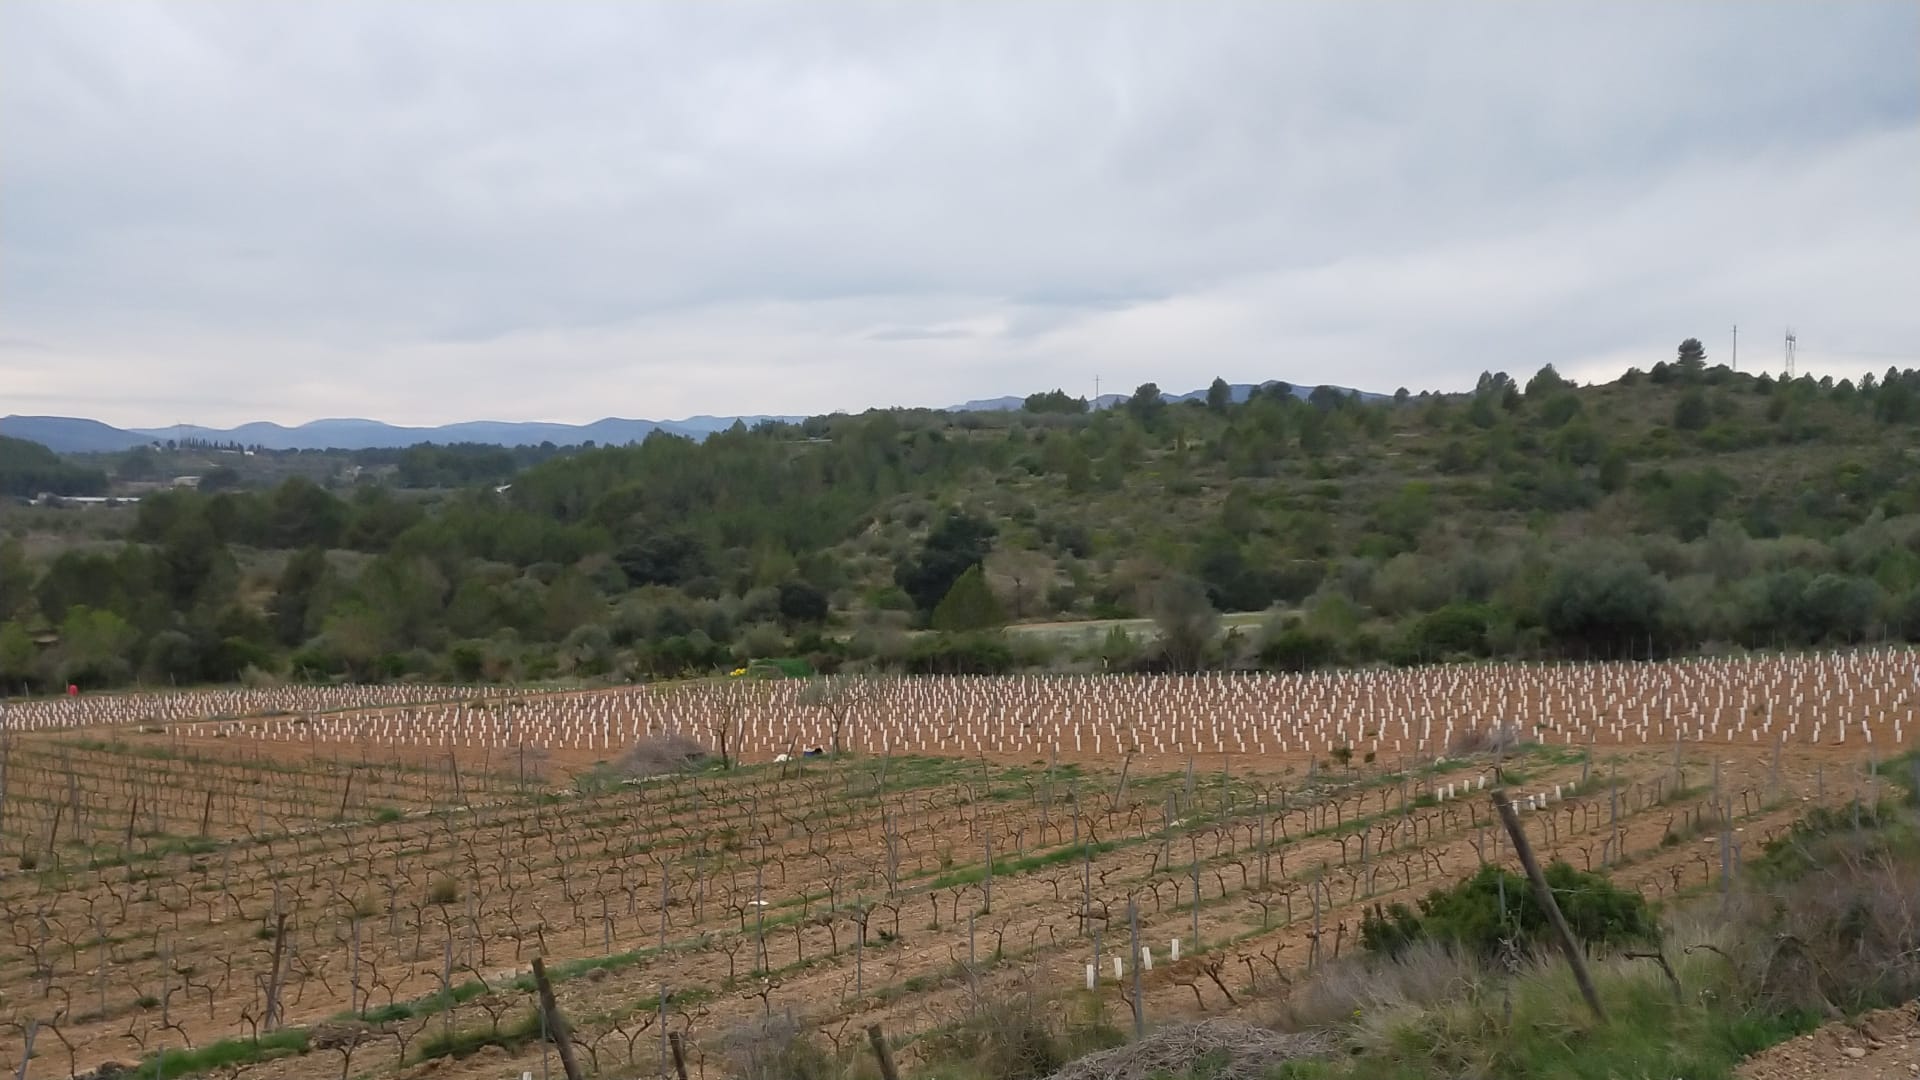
<box><xmin>5</xmin><ymin>355</ymin><xmax>1920</xmax><ymax>691</ymax></box>
<box><xmin>0</xmin><ymin>435</ymin><xmax>108</xmax><ymax>499</ymax></box>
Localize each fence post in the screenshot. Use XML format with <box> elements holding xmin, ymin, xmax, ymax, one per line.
<box><xmin>1081</xmin><ymin>839</ymin><xmax>1092</xmax><ymax>938</ymax></box>
<box><xmin>1608</xmin><ymin>759</ymin><xmax>1620</xmax><ymax>867</ymax></box>
<box><xmin>1190</xmin><ymin>836</ymin><xmax>1201</xmax><ymax>953</ymax></box>
<box><xmin>866</xmin><ymin>1024</ymin><xmax>901</xmax><ymax>1080</ymax></box>
<box><xmin>755</xmin><ymin>855</ymin><xmax>767</xmax><ymax>973</ymax></box>
<box><xmin>984</xmin><ymin>834</ymin><xmax>993</xmax><ymax>913</ymax></box>
<box><xmin>1129</xmin><ymin>898</ymin><xmax>1144</xmax><ymax>1039</ymax></box>
<box><xmin>1490</xmin><ymin>790</ymin><xmax>1605</xmax><ymax>1022</ymax></box>
<box><xmin>1309</xmin><ymin>870</ymin><xmax>1322</xmax><ymax>971</ymax></box>
<box><xmin>17</xmin><ymin>1019</ymin><xmax>37</xmax><ymax>1080</ymax></box>
<box><xmin>530</xmin><ymin>957</ymin><xmax>585</xmax><ymax>1080</ymax></box>
<box><xmin>667</xmin><ymin>1030</ymin><xmax>690</xmax><ymax>1080</ymax></box>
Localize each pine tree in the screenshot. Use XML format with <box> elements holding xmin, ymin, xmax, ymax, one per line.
<box><xmin>931</xmin><ymin>565</ymin><xmax>1007</xmax><ymax>632</ymax></box>
<box><xmin>1677</xmin><ymin>338</ymin><xmax>1707</xmax><ymax>373</ymax></box>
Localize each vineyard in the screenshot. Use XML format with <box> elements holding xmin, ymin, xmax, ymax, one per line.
<box><xmin>1</xmin><ymin>652</ymin><xmax>1916</xmax><ymax>1080</ymax></box>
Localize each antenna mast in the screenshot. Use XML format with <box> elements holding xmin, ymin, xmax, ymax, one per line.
<box><xmin>1784</xmin><ymin>329</ymin><xmax>1797</xmax><ymax>380</ymax></box>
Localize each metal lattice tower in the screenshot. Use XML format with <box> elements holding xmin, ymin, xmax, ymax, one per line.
<box><xmin>1784</xmin><ymin>329</ymin><xmax>1797</xmax><ymax>379</ymax></box>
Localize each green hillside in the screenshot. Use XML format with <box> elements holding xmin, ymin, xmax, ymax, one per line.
<box><xmin>0</xmin><ymin>434</ymin><xmax>108</xmax><ymax>499</ymax></box>
<box><xmin>4</xmin><ymin>349</ymin><xmax>1920</xmax><ymax>690</ymax></box>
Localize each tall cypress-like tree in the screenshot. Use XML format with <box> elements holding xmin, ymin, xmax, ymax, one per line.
<box><xmin>270</xmin><ymin>547</ymin><xmax>329</xmax><ymax>646</ymax></box>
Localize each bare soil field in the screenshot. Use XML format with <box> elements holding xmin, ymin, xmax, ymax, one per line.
<box><xmin>0</xmin><ymin>651</ymin><xmax>1914</xmax><ymax>1080</ymax></box>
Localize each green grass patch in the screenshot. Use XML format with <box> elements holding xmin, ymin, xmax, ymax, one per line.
<box><xmin>348</xmin><ymin>976</ymin><xmax>493</xmax><ymax>1024</ymax></box>
<box><xmin>416</xmin><ymin>1011</ymin><xmax>543</xmax><ymax>1062</ymax></box>
<box><xmin>1289</xmin><ymin>956</ymin><xmax>1822</xmax><ymax>1080</ymax></box>
<box><xmin>131</xmin><ymin>1029</ymin><xmax>310</xmax><ymax>1080</ymax></box>
<box><xmin>1873</xmin><ymin>748</ymin><xmax>1920</xmax><ymax>805</ymax></box>
<box><xmin>926</xmin><ymin>838</ymin><xmax>1122</xmax><ymax>891</ymax></box>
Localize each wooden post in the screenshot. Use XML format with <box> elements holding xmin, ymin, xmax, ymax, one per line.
<box><xmin>530</xmin><ymin>957</ymin><xmax>585</xmax><ymax>1080</ymax></box>
<box><xmin>1190</xmin><ymin>836</ymin><xmax>1201</xmax><ymax>952</ymax></box>
<box><xmin>1128</xmin><ymin>898</ymin><xmax>1144</xmax><ymax>1038</ymax></box>
<box><xmin>668</xmin><ymin>1030</ymin><xmax>690</xmax><ymax>1080</ymax></box>
<box><xmin>1491</xmin><ymin>789</ymin><xmax>1605</xmax><ymax>1022</ymax></box>
<box><xmin>1071</xmin><ymin>783</ymin><xmax>1081</xmax><ymax>848</ymax></box>
<box><xmin>754</xmin><ymin>855</ymin><xmax>767</xmax><ymax>973</ymax></box>
<box><xmin>866</xmin><ymin>1024</ymin><xmax>901</xmax><ymax>1080</ymax></box>
<box><xmin>1310</xmin><ymin>871</ymin><xmax>1322</xmax><ymax>971</ymax></box>
<box><xmin>1081</xmin><ymin>839</ymin><xmax>1092</xmax><ymax>938</ymax></box>
<box><xmin>1608</xmin><ymin>759</ymin><xmax>1621</xmax><ymax>866</ymax></box>
<box><xmin>263</xmin><ymin>912</ymin><xmax>289</xmax><ymax>1030</ymax></box>
<box><xmin>18</xmin><ymin>1019</ymin><xmax>38</xmax><ymax>1080</ymax></box>
<box><xmin>983</xmin><ymin>834</ymin><xmax>993</xmax><ymax>913</ymax></box>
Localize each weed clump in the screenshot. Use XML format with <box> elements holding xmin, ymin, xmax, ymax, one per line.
<box><xmin>1359</xmin><ymin>862</ymin><xmax>1658</xmax><ymax>961</ymax></box>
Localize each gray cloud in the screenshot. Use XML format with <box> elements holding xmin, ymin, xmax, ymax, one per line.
<box><xmin>1</xmin><ymin>1</ymin><xmax>1915</xmax><ymax>426</ymax></box>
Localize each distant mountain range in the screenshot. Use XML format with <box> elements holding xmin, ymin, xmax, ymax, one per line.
<box><xmin>1</xmin><ymin>380</ymin><xmax>1382</xmax><ymax>454</ymax></box>
<box><xmin>0</xmin><ymin>414</ymin><xmax>806</xmax><ymax>454</ymax></box>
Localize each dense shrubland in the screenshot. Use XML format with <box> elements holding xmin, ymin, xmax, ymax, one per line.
<box><xmin>7</xmin><ymin>350</ymin><xmax>1920</xmax><ymax>691</ymax></box>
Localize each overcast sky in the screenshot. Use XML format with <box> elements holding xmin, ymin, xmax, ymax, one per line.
<box><xmin>3</xmin><ymin>2</ymin><xmax>1916</xmax><ymax>428</ymax></box>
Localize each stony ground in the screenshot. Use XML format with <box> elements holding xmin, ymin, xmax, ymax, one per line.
<box><xmin>1738</xmin><ymin>1003</ymin><xmax>1920</xmax><ymax>1080</ymax></box>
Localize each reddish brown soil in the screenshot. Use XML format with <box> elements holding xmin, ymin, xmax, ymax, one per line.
<box><xmin>0</xmin><ymin>655</ymin><xmax>1913</xmax><ymax>1080</ymax></box>
<box><xmin>1738</xmin><ymin>1003</ymin><xmax>1920</xmax><ymax>1080</ymax></box>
